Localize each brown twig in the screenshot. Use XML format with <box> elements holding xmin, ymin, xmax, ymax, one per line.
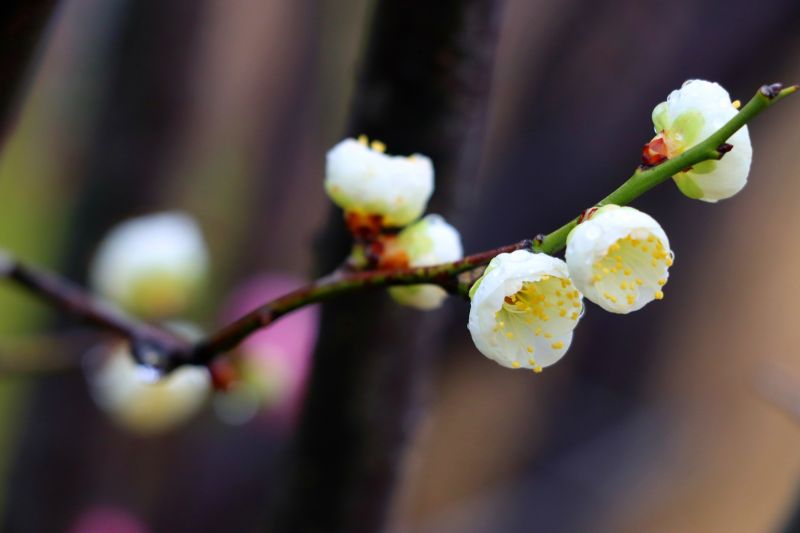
<box><xmin>0</xmin><ymin>240</ymin><xmax>531</xmax><ymax>370</ymax></box>
<box><xmin>0</xmin><ymin>249</ymin><xmax>190</xmax><ymax>369</ymax></box>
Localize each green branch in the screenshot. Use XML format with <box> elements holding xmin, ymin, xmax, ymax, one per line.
<box><xmin>535</xmin><ymin>83</ymin><xmax>798</xmax><ymax>255</ymax></box>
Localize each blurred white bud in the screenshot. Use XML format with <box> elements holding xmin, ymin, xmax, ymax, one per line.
<box><xmin>650</xmin><ymin>79</ymin><xmax>752</xmax><ymax>201</ymax></box>
<box><xmin>325</xmin><ymin>136</ymin><xmax>434</xmax><ymax>228</ymax></box>
<box><xmin>385</xmin><ymin>214</ymin><xmax>463</xmax><ymax>310</ymax></box>
<box><xmin>90</xmin><ymin>212</ymin><xmax>209</xmax><ymax>319</ymax></box>
<box><xmin>566</xmin><ymin>205</ymin><xmax>673</xmax><ymax>313</ymax></box>
<box><xmin>467</xmin><ymin>250</ymin><xmax>583</xmax><ymax>372</ymax></box>
<box><xmin>88</xmin><ymin>342</ymin><xmax>211</xmax><ymax>435</ymax></box>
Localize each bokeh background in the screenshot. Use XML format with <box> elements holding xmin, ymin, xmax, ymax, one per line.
<box><xmin>1</xmin><ymin>0</ymin><xmax>800</xmax><ymax>532</ymax></box>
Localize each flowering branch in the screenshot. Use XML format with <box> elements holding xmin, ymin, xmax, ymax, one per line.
<box><xmin>0</xmin><ymin>83</ymin><xmax>796</xmax><ymax>372</ymax></box>
<box><xmin>189</xmin><ymin>239</ymin><xmax>530</xmax><ymax>365</ymax></box>
<box><xmin>535</xmin><ymin>82</ymin><xmax>798</xmax><ymax>255</ymax></box>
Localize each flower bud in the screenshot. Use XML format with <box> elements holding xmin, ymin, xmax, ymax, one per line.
<box><xmin>649</xmin><ymin>79</ymin><xmax>752</xmax><ymax>202</ymax></box>
<box><xmin>90</xmin><ymin>212</ymin><xmax>209</xmax><ymax>319</ymax></box>
<box><xmin>566</xmin><ymin>205</ymin><xmax>673</xmax><ymax>313</ymax></box>
<box><xmin>88</xmin><ymin>342</ymin><xmax>211</xmax><ymax>435</ymax></box>
<box><xmin>325</xmin><ymin>136</ymin><xmax>434</xmax><ymax>228</ymax></box>
<box><xmin>467</xmin><ymin>250</ymin><xmax>584</xmax><ymax>372</ymax></box>
<box><xmin>384</xmin><ymin>214</ymin><xmax>463</xmax><ymax>310</ymax></box>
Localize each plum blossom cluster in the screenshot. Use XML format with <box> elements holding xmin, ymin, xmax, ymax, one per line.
<box><xmin>88</xmin><ymin>212</ymin><xmax>213</xmax><ymax>434</ymax></box>
<box><xmin>87</xmin><ymin>213</ymin><xmax>320</xmax><ymax>434</ymax></box>
<box><xmin>326</xmin><ymin>135</ymin><xmax>464</xmax><ymax>309</ymax></box>
<box><xmin>469</xmin><ymin>205</ymin><xmax>673</xmax><ymax>371</ymax></box>
<box><xmin>326</xmin><ymin>80</ymin><xmax>752</xmax><ymax>372</ymax></box>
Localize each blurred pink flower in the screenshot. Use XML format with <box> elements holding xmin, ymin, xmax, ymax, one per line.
<box><xmin>216</xmin><ymin>274</ymin><xmax>320</xmax><ymax>427</ymax></box>
<box><xmin>69</xmin><ymin>506</ymin><xmax>149</xmax><ymax>533</ymax></box>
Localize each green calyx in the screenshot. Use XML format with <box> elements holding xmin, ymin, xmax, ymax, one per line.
<box><xmin>396</xmin><ymin>218</ymin><xmax>435</xmax><ymax>260</ymax></box>
<box><xmin>652</xmin><ymin>103</ymin><xmax>706</xmax><ymax>152</ymax></box>
<box><xmin>670</xmin><ymin>110</ymin><xmax>705</xmax><ymax>147</ymax></box>
<box><xmin>673</xmin><ymin>172</ymin><xmax>705</xmax><ymax>199</ymax></box>
<box><xmin>468</xmin><ymin>259</ymin><xmax>501</xmax><ymax>300</ymax></box>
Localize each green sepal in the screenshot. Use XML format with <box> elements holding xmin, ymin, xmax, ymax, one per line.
<box><xmin>671</xmin><ymin>111</ymin><xmax>705</xmax><ymax>147</ymax></box>
<box><xmin>673</xmin><ymin>172</ymin><xmax>705</xmax><ymax>200</ymax></box>
<box><xmin>652</xmin><ymin>102</ymin><xmax>670</xmax><ymax>132</ymax></box>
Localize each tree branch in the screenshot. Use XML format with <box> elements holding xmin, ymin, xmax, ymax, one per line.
<box><xmin>0</xmin><ymin>249</ymin><xmax>190</xmax><ymax>367</ymax></box>
<box><xmin>189</xmin><ymin>239</ymin><xmax>530</xmax><ymax>365</ymax></box>
<box><xmin>0</xmin><ymin>83</ymin><xmax>796</xmax><ymax>372</ymax></box>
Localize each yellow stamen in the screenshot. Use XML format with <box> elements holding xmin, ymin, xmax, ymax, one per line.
<box><xmin>655</xmin><ymin>290</ymin><xmax>664</xmax><ymax>300</ymax></box>
<box><xmin>551</xmin><ymin>341</ymin><xmax>564</xmax><ymax>349</ymax></box>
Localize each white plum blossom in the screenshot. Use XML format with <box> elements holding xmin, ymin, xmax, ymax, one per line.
<box><xmin>89</xmin><ymin>342</ymin><xmax>211</xmax><ymax>435</ymax></box>
<box><xmin>467</xmin><ymin>250</ymin><xmax>584</xmax><ymax>372</ymax></box>
<box><xmin>325</xmin><ymin>136</ymin><xmax>434</xmax><ymax>227</ymax></box>
<box><xmin>385</xmin><ymin>214</ymin><xmax>464</xmax><ymax>310</ymax></box>
<box><xmin>565</xmin><ymin>205</ymin><xmax>673</xmax><ymax>313</ymax></box>
<box><xmin>90</xmin><ymin>211</ymin><xmax>210</xmax><ymax>319</ymax></box>
<box><xmin>650</xmin><ymin>79</ymin><xmax>752</xmax><ymax>202</ymax></box>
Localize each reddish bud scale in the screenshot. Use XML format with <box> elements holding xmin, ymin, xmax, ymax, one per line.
<box><xmin>209</xmin><ymin>357</ymin><xmax>239</xmax><ymax>391</ymax></box>
<box><xmin>345</xmin><ymin>211</ymin><xmax>385</xmax><ymax>241</ymax></box>
<box><xmin>641</xmin><ymin>135</ymin><xmax>670</xmax><ymax>167</ymax></box>
<box><xmin>377</xmin><ymin>248</ymin><xmax>410</xmax><ymax>270</ymax></box>
<box><xmin>577</xmin><ymin>207</ymin><xmax>599</xmax><ymax>224</ymax></box>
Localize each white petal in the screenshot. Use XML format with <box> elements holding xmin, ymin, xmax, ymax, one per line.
<box><xmin>90</xmin><ymin>212</ymin><xmax>209</xmax><ymax>317</ymax></box>
<box><xmin>386</xmin><ymin>214</ymin><xmax>463</xmax><ymax>310</ymax></box>
<box><xmin>391</xmin><ymin>214</ymin><xmax>463</xmax><ymax>265</ymax></box>
<box><xmin>468</xmin><ymin>250</ymin><xmax>583</xmax><ymax>370</ymax></box>
<box><xmin>89</xmin><ymin>343</ymin><xmax>211</xmax><ymax>435</ymax></box>
<box><xmin>389</xmin><ymin>285</ymin><xmax>448</xmax><ymax>310</ymax></box>
<box><xmin>325</xmin><ymin>138</ymin><xmax>434</xmax><ymax>227</ymax></box>
<box><xmin>566</xmin><ymin>205</ymin><xmax>672</xmax><ymax>313</ymax></box>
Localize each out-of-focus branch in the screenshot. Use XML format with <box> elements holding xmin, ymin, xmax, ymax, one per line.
<box><xmin>0</xmin><ymin>249</ymin><xmax>189</xmax><ymax>366</ymax></box>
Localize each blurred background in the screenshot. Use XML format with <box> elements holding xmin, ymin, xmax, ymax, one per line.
<box><xmin>1</xmin><ymin>0</ymin><xmax>800</xmax><ymax>532</ymax></box>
